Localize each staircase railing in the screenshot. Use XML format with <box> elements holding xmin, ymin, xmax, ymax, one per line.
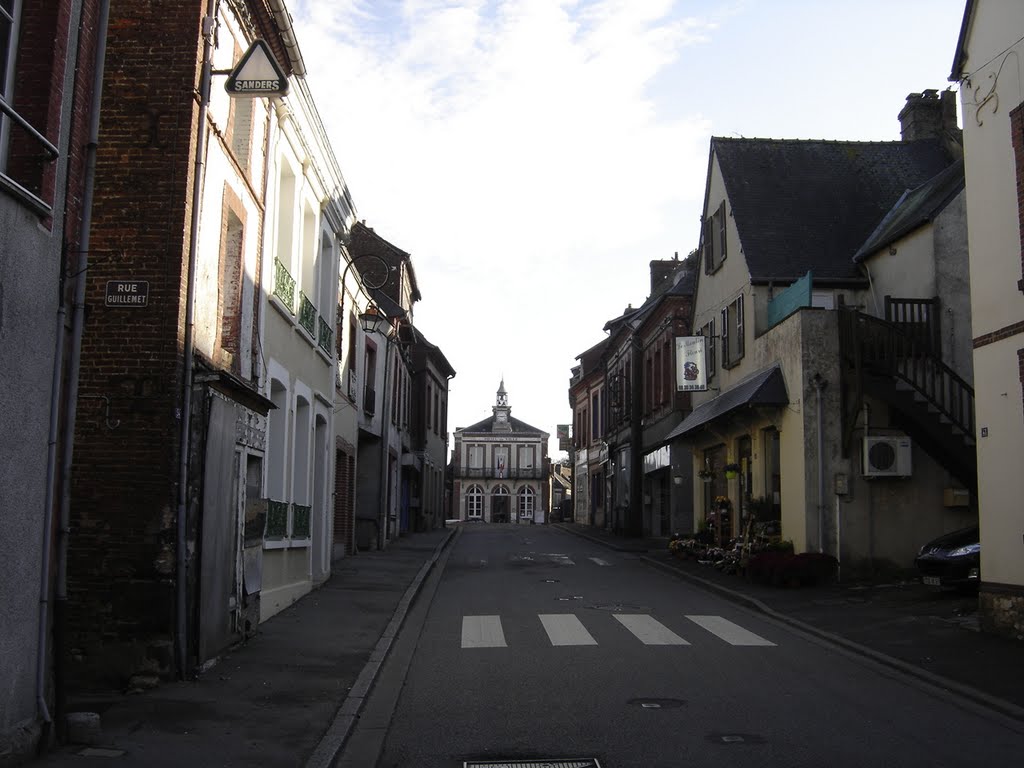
<box><xmin>839</xmin><ymin>309</ymin><xmax>974</xmax><ymax>438</ymax></box>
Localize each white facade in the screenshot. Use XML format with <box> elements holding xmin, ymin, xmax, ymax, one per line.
<box><xmin>952</xmin><ymin>0</ymin><xmax>1024</xmax><ymax>635</ymax></box>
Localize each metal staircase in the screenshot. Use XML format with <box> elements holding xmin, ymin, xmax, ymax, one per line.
<box><xmin>838</xmin><ymin>309</ymin><xmax>976</xmax><ymax>491</ymax></box>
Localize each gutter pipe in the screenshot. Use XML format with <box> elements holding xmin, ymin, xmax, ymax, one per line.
<box><xmin>176</xmin><ymin>0</ymin><xmax>218</xmax><ymax>679</ymax></box>
<box><xmin>37</xmin><ymin>0</ymin><xmax>112</xmax><ymax>735</ymax></box>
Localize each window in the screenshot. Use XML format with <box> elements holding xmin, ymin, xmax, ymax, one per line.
<box><xmin>700</xmin><ymin>319</ymin><xmax>716</xmax><ymax>380</ymax></box>
<box><xmin>518</xmin><ymin>486</ymin><xmax>536</xmax><ymax>521</ymax></box>
<box><xmin>1</xmin><ymin>1</ymin><xmax>61</xmax><ymax>214</ymax></box>
<box><xmin>591</xmin><ymin>391</ymin><xmax>601</xmax><ymax>441</ymax></box>
<box><xmin>703</xmin><ymin>200</ymin><xmax>727</xmax><ymax>273</ymax></box>
<box><xmin>426</xmin><ymin>384</ymin><xmax>433</xmax><ymax>432</ymax></box>
<box><xmin>363</xmin><ymin>342</ymin><xmax>377</xmax><ymax>414</ymax></box>
<box><xmin>518</xmin><ymin>445</ymin><xmax>535</xmax><ymax>470</ymax></box>
<box><xmin>466</xmin><ymin>485</ymin><xmax>484</xmax><ymax>519</ymax></box>
<box><xmin>218</xmin><ymin>197</ymin><xmax>245</xmax><ymax>360</ymax></box>
<box><xmin>468</xmin><ymin>445</ymin><xmax>484</xmax><ymax>468</ymax></box>
<box><xmin>721</xmin><ymin>294</ymin><xmax>744</xmax><ymax>368</ymax></box>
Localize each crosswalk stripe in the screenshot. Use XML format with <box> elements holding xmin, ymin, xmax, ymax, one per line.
<box><xmin>588</xmin><ymin>557</ymin><xmax>610</xmax><ymax>566</ymax></box>
<box><xmin>614</xmin><ymin>614</ymin><xmax>689</xmax><ymax>645</ymax></box>
<box><xmin>461</xmin><ymin>615</ymin><xmax>507</xmax><ymax>648</ymax></box>
<box><xmin>539</xmin><ymin>614</ymin><xmax>598</xmax><ymax>646</ymax></box>
<box><xmin>686</xmin><ymin>615</ymin><xmax>775</xmax><ymax>646</ymax></box>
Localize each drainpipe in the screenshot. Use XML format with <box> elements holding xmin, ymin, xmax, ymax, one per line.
<box><xmin>38</xmin><ymin>0</ymin><xmax>111</xmax><ymax>738</ymax></box>
<box><xmin>175</xmin><ymin>0</ymin><xmax>219</xmax><ymax>679</ymax></box>
<box><xmin>812</xmin><ymin>373</ymin><xmax>827</xmax><ymax>553</ymax></box>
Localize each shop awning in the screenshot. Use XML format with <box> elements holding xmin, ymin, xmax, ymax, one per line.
<box><xmin>666</xmin><ymin>365</ymin><xmax>789</xmax><ymax>440</ymax></box>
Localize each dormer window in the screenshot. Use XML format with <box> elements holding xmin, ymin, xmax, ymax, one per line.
<box><xmin>704</xmin><ymin>200</ymin><xmax>727</xmax><ymax>274</ymax></box>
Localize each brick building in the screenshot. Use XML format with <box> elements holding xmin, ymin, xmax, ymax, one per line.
<box><xmin>66</xmin><ymin>0</ymin><xmax>353</xmax><ymax>686</ymax></box>
<box><xmin>0</xmin><ymin>0</ymin><xmax>107</xmax><ymax>757</ymax></box>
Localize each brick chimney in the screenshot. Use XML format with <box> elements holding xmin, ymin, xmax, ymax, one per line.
<box><xmin>899</xmin><ymin>89</ymin><xmax>960</xmax><ymax>142</ymax></box>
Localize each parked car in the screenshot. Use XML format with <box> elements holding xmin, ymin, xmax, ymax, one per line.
<box><xmin>914</xmin><ymin>525</ymin><xmax>980</xmax><ymax>589</ymax></box>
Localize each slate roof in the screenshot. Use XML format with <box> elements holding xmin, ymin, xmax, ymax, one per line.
<box><xmin>713</xmin><ymin>137</ymin><xmax>956</xmax><ymax>282</ymax></box>
<box><xmin>853</xmin><ymin>158</ymin><xmax>965</xmax><ymax>263</ymax></box>
<box><xmin>458</xmin><ymin>414</ymin><xmax>549</xmax><ymax>436</ymax></box>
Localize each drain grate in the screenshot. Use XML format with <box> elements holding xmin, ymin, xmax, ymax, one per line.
<box><xmin>464</xmin><ymin>760</ymin><xmax>602</xmax><ymax>768</ymax></box>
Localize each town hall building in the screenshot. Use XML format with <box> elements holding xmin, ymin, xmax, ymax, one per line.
<box><xmin>452</xmin><ymin>382</ymin><xmax>551</xmax><ymax>523</ymax></box>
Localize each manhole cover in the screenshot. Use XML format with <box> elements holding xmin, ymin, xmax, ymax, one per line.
<box><xmin>629</xmin><ymin>697</ymin><xmax>685</xmax><ymax>709</ymax></box>
<box><xmin>587</xmin><ymin>603</ymin><xmax>648</xmax><ymax>612</ymax></box>
<box><xmin>706</xmin><ymin>733</ymin><xmax>767</xmax><ymax>745</ymax></box>
<box><xmin>464</xmin><ymin>761</ymin><xmax>602</xmax><ymax>768</ymax></box>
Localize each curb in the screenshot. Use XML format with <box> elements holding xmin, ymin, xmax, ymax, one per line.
<box><xmin>304</xmin><ymin>526</ymin><xmax>460</xmax><ymax>768</ymax></box>
<box><xmin>557</xmin><ymin>524</ymin><xmax>1024</xmax><ymax>724</ymax></box>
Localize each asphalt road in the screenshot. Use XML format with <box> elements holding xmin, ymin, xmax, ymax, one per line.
<box><xmin>342</xmin><ymin>524</ymin><xmax>1024</xmax><ymax>768</ymax></box>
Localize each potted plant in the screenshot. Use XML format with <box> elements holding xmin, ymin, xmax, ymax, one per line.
<box><xmin>723</xmin><ymin>462</ymin><xmax>740</xmax><ymax>480</ymax></box>
<box><xmin>697</xmin><ymin>468</ymin><xmax>715</xmax><ymax>483</ymax></box>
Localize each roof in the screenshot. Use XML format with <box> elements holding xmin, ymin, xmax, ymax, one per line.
<box><xmin>407</xmin><ymin>326</ymin><xmax>456</xmax><ymax>378</ymax></box>
<box><xmin>949</xmin><ymin>0</ymin><xmax>976</xmax><ymax>81</ymax></box>
<box><xmin>458</xmin><ymin>414</ymin><xmax>549</xmax><ymax>436</ymax></box>
<box><xmin>713</xmin><ymin>137</ymin><xmax>955</xmax><ymax>282</ymax></box>
<box><xmin>665</xmin><ymin>365</ymin><xmax>789</xmax><ymax>440</ymax></box>
<box><xmin>853</xmin><ymin>158</ymin><xmax>965</xmax><ymax>263</ymax></box>
<box><xmin>349</xmin><ymin>221</ymin><xmax>422</xmax><ymax>304</ymax></box>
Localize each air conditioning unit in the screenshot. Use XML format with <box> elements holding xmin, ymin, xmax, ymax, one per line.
<box><xmin>863</xmin><ymin>435</ymin><xmax>912</xmax><ymax>478</ymax></box>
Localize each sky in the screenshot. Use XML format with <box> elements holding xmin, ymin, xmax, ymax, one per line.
<box><xmin>290</xmin><ymin>0</ymin><xmax>968</xmax><ymax>459</ymax></box>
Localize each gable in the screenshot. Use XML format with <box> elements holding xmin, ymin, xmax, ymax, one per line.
<box><xmin>714</xmin><ymin>138</ymin><xmax>954</xmax><ymax>282</ymax></box>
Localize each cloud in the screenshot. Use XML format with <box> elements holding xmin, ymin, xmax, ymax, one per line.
<box><xmin>291</xmin><ymin>0</ymin><xmax>717</xmax><ymax>450</ymax></box>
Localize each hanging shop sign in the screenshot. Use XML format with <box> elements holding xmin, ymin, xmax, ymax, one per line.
<box><xmin>675</xmin><ymin>335</ymin><xmax>708</xmax><ymax>391</ymax></box>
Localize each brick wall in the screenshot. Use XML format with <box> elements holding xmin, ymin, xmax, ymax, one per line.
<box><xmin>68</xmin><ymin>0</ymin><xmax>205</xmax><ymax>685</ymax></box>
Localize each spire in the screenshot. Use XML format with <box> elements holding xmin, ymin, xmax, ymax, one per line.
<box><xmin>496</xmin><ymin>378</ymin><xmax>508</xmax><ymax>407</ymax></box>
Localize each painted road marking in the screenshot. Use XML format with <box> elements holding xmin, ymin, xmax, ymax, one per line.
<box><xmin>462</xmin><ymin>616</ymin><xmax>507</xmax><ymax>648</ymax></box>
<box><xmin>686</xmin><ymin>615</ymin><xmax>776</xmax><ymax>646</ymax></box>
<box><xmin>588</xmin><ymin>557</ymin><xmax>610</xmax><ymax>566</ymax></box>
<box><xmin>614</xmin><ymin>614</ymin><xmax>690</xmax><ymax>645</ymax></box>
<box><xmin>539</xmin><ymin>614</ymin><xmax>598</xmax><ymax>646</ymax></box>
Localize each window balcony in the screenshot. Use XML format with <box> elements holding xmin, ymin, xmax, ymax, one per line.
<box><xmin>318</xmin><ymin>315</ymin><xmax>334</xmax><ymax>354</ymax></box>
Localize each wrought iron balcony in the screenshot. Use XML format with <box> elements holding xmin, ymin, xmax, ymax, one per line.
<box><xmin>318</xmin><ymin>315</ymin><xmax>333</xmax><ymax>354</ymax></box>
<box><xmin>273</xmin><ymin>258</ymin><xmax>296</xmax><ymax>312</ymax></box>
<box><xmin>292</xmin><ymin>504</ymin><xmax>311</xmax><ymax>538</ymax></box>
<box><xmin>266</xmin><ymin>499</ymin><xmax>289</xmax><ymax>538</ymax></box>
<box><xmin>299</xmin><ymin>292</ymin><xmax>317</xmax><ymax>336</ymax></box>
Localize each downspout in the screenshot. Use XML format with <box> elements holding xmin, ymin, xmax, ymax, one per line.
<box><xmin>377</xmin><ymin>335</ymin><xmax>393</xmax><ymax>548</ymax></box>
<box><xmin>176</xmin><ymin>0</ymin><xmax>219</xmax><ymax>679</ymax></box>
<box><xmin>812</xmin><ymin>373</ymin><xmax>827</xmax><ymax>553</ymax></box>
<box><xmin>629</xmin><ymin>333</ymin><xmax>643</xmax><ymax>537</ymax></box>
<box><xmin>39</xmin><ymin>0</ymin><xmax>112</xmax><ymax>736</ymax></box>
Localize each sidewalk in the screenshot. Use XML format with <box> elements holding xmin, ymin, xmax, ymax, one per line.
<box><xmin>33</xmin><ymin>527</ymin><xmax>456</xmax><ymax>768</ymax></box>
<box><xmin>556</xmin><ymin>522</ymin><xmax>1024</xmax><ymax>720</ymax></box>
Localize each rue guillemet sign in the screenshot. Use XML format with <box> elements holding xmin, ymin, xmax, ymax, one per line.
<box><xmin>105</xmin><ymin>280</ymin><xmax>149</xmax><ymax>307</ymax></box>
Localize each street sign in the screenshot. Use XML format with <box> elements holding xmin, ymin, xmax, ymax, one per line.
<box><xmin>105</xmin><ymin>280</ymin><xmax>149</xmax><ymax>307</ymax></box>
<box><xmin>225</xmin><ymin>39</ymin><xmax>289</xmax><ymax>97</ymax></box>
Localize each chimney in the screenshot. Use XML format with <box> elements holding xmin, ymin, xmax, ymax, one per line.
<box><xmin>899</xmin><ymin>89</ymin><xmax>960</xmax><ymax>142</ymax></box>
<box><xmin>649</xmin><ymin>258</ymin><xmax>685</xmax><ymax>295</ymax></box>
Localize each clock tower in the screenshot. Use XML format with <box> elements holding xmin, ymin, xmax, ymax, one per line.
<box><xmin>493</xmin><ymin>379</ymin><xmax>512</xmax><ymax>432</ymax></box>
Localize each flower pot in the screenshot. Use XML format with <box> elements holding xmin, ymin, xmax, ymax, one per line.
<box><xmin>725</xmin><ymin>470</ymin><xmax>738</xmax><ymax>480</ymax></box>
